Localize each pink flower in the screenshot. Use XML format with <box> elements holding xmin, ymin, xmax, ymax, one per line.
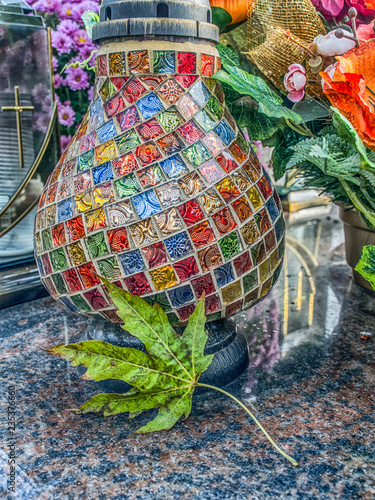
<box><xmin>73</xmin><ymin>29</ymin><xmax>90</xmax><ymax>48</ymax></box>
<box><xmin>65</xmin><ymin>66</ymin><xmax>90</xmax><ymax>91</ymax></box>
<box><xmin>58</xmin><ymin>104</ymin><xmax>76</xmax><ymax>127</ymax></box>
<box><xmin>314</xmin><ymin>30</ymin><xmax>356</xmax><ymax>57</ymax></box>
<box><xmin>58</xmin><ymin>3</ymin><xmax>78</xmax><ymax>21</ymax></box>
<box><xmin>284</xmin><ymin>64</ymin><xmax>306</xmax><ymax>102</ymax></box>
<box><xmin>51</xmin><ymin>30</ymin><xmax>73</xmax><ymax>56</ymax></box>
<box><xmin>87</xmin><ymin>85</ymin><xmax>94</xmax><ymax>101</ymax></box>
<box><xmin>57</xmin><ymin>20</ymin><xmax>80</xmax><ymax>36</ymax></box>
<box><xmin>32</xmin><ymin>83</ymin><xmax>49</xmax><ymax>104</ymax></box>
<box><xmin>61</xmin><ymin>135</ymin><xmax>72</xmax><ymax>152</ymax></box>
<box><xmin>52</xmin><ymin>55</ymin><xmax>58</xmax><ymax>72</ymax></box>
<box><xmin>54</xmin><ymin>73</ymin><xmax>65</xmax><ymax>89</ymax></box>
<box><xmin>357</xmin><ymin>20</ymin><xmax>375</xmax><ymax>40</ymax></box>
<box><xmin>74</xmin><ymin>0</ymin><xmax>100</xmax><ymax>21</ymax></box>
<box><xmin>78</xmin><ymin>43</ymin><xmax>97</xmax><ymax>65</ymax></box>
<box><xmin>33</xmin><ymin>0</ymin><xmax>60</xmax><ymax>14</ymax></box>
<box><xmin>310</xmin><ymin>0</ymin><xmax>345</xmax><ymax>19</ymax></box>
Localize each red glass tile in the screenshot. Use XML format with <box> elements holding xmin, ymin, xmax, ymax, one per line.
<box><xmin>255</xmin><ymin>208</ymin><xmax>271</xmax><ymax>234</ymax></box>
<box><xmin>38</xmin><ymin>191</ymin><xmax>46</xmax><ymax>209</ymax></box>
<box><xmin>201</xmin><ymin>54</ymin><xmax>215</xmax><ymax>77</ymax></box>
<box><xmin>110</xmin><ymin>76</ymin><xmax>129</xmax><ymax>90</ymax></box>
<box><xmin>233</xmin><ymin>251</ymin><xmax>252</xmax><ymax>277</ymax></box>
<box><xmin>243</xmin><ymin>160</ymin><xmax>261</xmax><ymax>183</ymax></box>
<box><xmin>112</xmin><ymin>152</ymin><xmax>139</xmax><ymax>177</ymax></box>
<box><xmin>122</xmin><ymin>78</ymin><xmax>147</xmax><ymax>104</ymax></box>
<box><xmin>177</xmin><ymin>120</ymin><xmax>204</xmax><ymax>145</ymax></box>
<box><xmin>123</xmin><ymin>272</ymin><xmax>152</xmax><ymax>295</ymax></box>
<box><xmin>188</xmin><ymin>220</ymin><xmax>216</xmax><ymax>248</ymax></box>
<box><xmin>177</xmin><ymin>303</ymin><xmax>195</xmax><ymax>322</ymax></box>
<box><xmin>136</xmin><ymin>118</ymin><xmax>164</xmax><ymax>141</ymax></box>
<box><xmin>135</xmin><ymin>142</ymin><xmax>163</xmax><ymax>166</ymax></box>
<box><xmin>139</xmin><ymin>75</ymin><xmax>166</xmax><ymax>90</ymax></box>
<box><xmin>46</xmin><ymin>183</ymin><xmax>57</xmax><ymax>205</ymax></box>
<box><xmin>264</xmin><ymin>229</ymin><xmax>277</xmax><ymax>253</ymax></box>
<box><xmin>177</xmin><ymin>52</ymin><xmax>197</xmax><ymax>74</ymax></box>
<box><xmin>232</xmin><ymin>196</ymin><xmax>253</xmax><ymax>222</ymax></box>
<box><xmin>198</xmin><ymin>244</ymin><xmax>222</xmax><ymax>272</ymax></box>
<box><xmin>40</xmin><ymin>253</ymin><xmax>52</xmax><ymax>275</ymax></box>
<box><xmin>74</xmin><ymin>172</ymin><xmax>91</xmax><ymax>194</ymax></box>
<box><xmin>273</xmin><ymin>190</ymin><xmax>281</xmax><ymax>210</ymax></box>
<box><xmin>225</xmin><ymin>299</ymin><xmax>243</xmax><ymax>317</ymax></box>
<box><xmin>191</xmin><ymin>273</ymin><xmax>216</xmax><ymax>298</ymax></box>
<box><xmin>97</xmin><ymin>54</ymin><xmax>107</xmax><ymax>76</ymax></box>
<box><xmin>49</xmin><ymin>164</ymin><xmax>62</xmax><ymax>185</ymax></box>
<box><xmin>257</xmin><ymin>175</ymin><xmax>273</xmax><ymax>200</ymax></box>
<box><xmin>100</xmin><ymin>309</ymin><xmax>124</xmax><ymax>323</ymax></box>
<box><xmin>216</xmin><ymin>177</ymin><xmax>240</xmax><ymax>203</ymax></box>
<box><xmin>175</xmin><ymin>75</ymin><xmax>199</xmax><ymax>88</ymax></box>
<box><xmin>212</xmin><ymin>207</ymin><xmax>237</xmax><ymax>235</ymax></box>
<box><xmin>107</xmin><ymin>227</ymin><xmax>130</xmax><ymax>253</ymax></box>
<box><xmin>63</xmin><ymin>268</ymin><xmax>83</xmax><ymax>293</ymax></box>
<box><xmin>51</xmin><ymin>223</ymin><xmax>66</xmax><ymax>247</ymax></box>
<box><xmin>66</xmin><ymin>215</ymin><xmax>85</xmax><ymax>242</ymax></box>
<box><xmin>43</xmin><ymin>276</ymin><xmax>57</xmax><ymax>296</ymax></box>
<box><xmin>157</xmin><ymin>133</ymin><xmax>185</xmax><ymax>156</ymax></box>
<box><xmin>173</xmin><ymin>256</ymin><xmax>199</xmax><ymax>282</ymax></box>
<box><xmin>77</xmin><ymin>262</ymin><xmax>100</xmax><ymax>289</ymax></box>
<box><xmin>83</xmin><ymin>288</ymin><xmax>109</xmax><ymax>310</ymax></box>
<box><xmin>177</xmin><ymin>200</ymin><xmax>204</xmax><ymax>226</ymax></box>
<box><xmin>205</xmin><ymin>294</ymin><xmax>221</xmax><ymax>314</ymax></box>
<box><xmin>141</xmin><ymin>241</ymin><xmax>167</xmax><ymax>268</ymax></box>
<box><xmin>228</xmin><ymin>141</ymin><xmax>247</xmax><ymax>164</ymax></box>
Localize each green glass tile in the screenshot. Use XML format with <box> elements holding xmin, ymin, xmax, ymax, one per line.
<box><xmin>236</xmin><ymin>133</ymin><xmax>249</xmax><ymax>154</ymax></box>
<box><xmin>99</xmin><ymin>77</ymin><xmax>116</xmax><ymax>101</ymax></box>
<box><xmin>167</xmin><ymin>312</ymin><xmax>180</xmax><ymax>325</ymax></box>
<box><xmin>42</xmin><ymin>228</ymin><xmax>53</xmax><ymax>251</ymax></box>
<box><xmin>85</xmin><ymin>232</ymin><xmax>109</xmax><ymax>259</ymax></box>
<box><xmin>182</xmin><ymin>141</ymin><xmax>211</xmax><ymax>167</ymax></box>
<box><xmin>157</xmin><ymin>106</ymin><xmax>184</xmax><ymax>133</ymax></box>
<box><xmin>51</xmin><ymin>273</ymin><xmax>68</xmax><ymax>294</ymax></box>
<box><xmin>115</xmin><ymin>173</ymin><xmax>142</xmax><ymax>198</ymax></box>
<box><xmin>243</xmin><ymin>269</ymin><xmax>258</xmax><ymax>294</ymax></box>
<box><xmin>97</xmin><ymin>256</ymin><xmax>121</xmax><ymax>280</ymax></box>
<box><xmin>206</xmin><ymin>96</ymin><xmax>224</xmax><ymax>121</ymax></box>
<box><xmin>251</xmin><ymin>240</ymin><xmax>266</xmax><ymax>265</ymax></box>
<box><xmin>70</xmin><ymin>294</ymin><xmax>92</xmax><ymax>312</ymax></box>
<box><xmin>153</xmin><ymin>50</ymin><xmax>175</xmax><ymax>74</ymax></box>
<box><xmin>206</xmin><ymin>311</ymin><xmax>222</xmax><ymax>322</ymax></box>
<box><xmin>49</xmin><ymin>248</ymin><xmax>68</xmax><ymax>272</ymax></box>
<box><xmin>219</xmin><ymin>231</ymin><xmax>242</xmax><ymax>260</ymax></box>
<box><xmin>114</xmin><ymin>129</ymin><xmax>141</xmax><ymax>155</ymax></box>
<box><xmin>78</xmin><ymin>149</ymin><xmax>95</xmax><ymax>172</ymax></box>
<box><xmin>144</xmin><ymin>292</ymin><xmax>172</xmax><ymax>311</ymax></box>
<box><xmin>273</xmin><ymin>262</ymin><xmax>283</xmax><ymax>285</ymax></box>
<box><xmin>194</xmin><ymin>109</ymin><xmax>217</xmax><ymax>133</ymax></box>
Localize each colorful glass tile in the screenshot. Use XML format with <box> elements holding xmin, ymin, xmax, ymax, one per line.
<box><xmin>83</xmin><ymin>288</ymin><xmax>109</xmax><ymax>310</ymax></box>
<box><xmin>177</xmin><ymin>304</ymin><xmax>195</xmax><ymax>322</ymax></box>
<box><xmin>197</xmin><ymin>188</ymin><xmax>224</xmax><ymax>215</ymax></box>
<box><xmin>99</xmin><ymin>78</ymin><xmax>116</xmax><ymax>101</ymax></box>
<box><xmin>155</xmin><ymin>182</ymin><xmax>183</xmax><ymax>208</ymax></box>
<box><xmin>251</xmin><ymin>240</ymin><xmax>267</xmax><ymax>265</ymax></box>
<box><xmin>178</xmin><ymin>172</ymin><xmax>206</xmax><ymax>196</ymax></box>
<box><xmin>241</xmin><ymin>219</ymin><xmax>260</xmax><ymax>246</ymax></box>
<box><xmin>112</xmin><ymin>152</ymin><xmax>139</xmax><ymax>177</ymax></box>
<box><xmin>232</xmin><ymin>196</ymin><xmax>252</xmax><ymax>223</ymax></box>
<box><xmin>142</xmin><ymin>241</ymin><xmax>167</xmax><ymax>268</ymax></box>
<box><xmin>57</xmin><ymin>177</ymin><xmax>73</xmax><ymax>201</ymax></box>
<box><xmin>177</xmin><ymin>120</ymin><xmax>204</xmax><ymax>145</ymax></box>
<box><xmin>157</xmin><ymin>106</ymin><xmax>185</xmax><ymax>132</ymax></box>
<box><xmin>136</xmin><ymin>118</ymin><xmax>164</xmax><ymax>141</ymax></box>
<box><xmin>96</xmin><ymin>54</ymin><xmax>107</xmax><ymax>77</ymax></box>
<box><xmin>123</xmin><ymin>272</ymin><xmax>152</xmax><ymax>295</ymax></box>
<box><xmin>173</xmin><ymin>256</ymin><xmax>199</xmax><ymax>282</ymax></box>
<box><xmin>202</xmin><ymin>131</ymin><xmax>225</xmax><ymax>156</ymax></box>
<box><xmin>219</xmin><ymin>231</ymin><xmax>242</xmax><ymax>260</ymax></box>
<box><xmin>75</xmin><ymin>192</ymin><xmax>93</xmax><ymax>214</ymax></box>
<box><xmin>92</xmin><ymin>162</ymin><xmax>113</xmax><ymax>185</ymax></box>
<box><xmin>274</xmin><ymin>216</ymin><xmax>285</xmax><ymax>242</ymax></box>
<box><xmin>214</xmin><ymin>262</ymin><xmax>235</xmax><ymax>287</ymax></box>
<box><xmin>214</xmin><ymin>120</ymin><xmax>236</xmax><ymax>146</ymax></box>
<box><xmin>109</xmin><ymin>52</ymin><xmax>126</xmax><ymax>75</ymax></box>
<box><xmin>51</xmin><ymin>223</ymin><xmax>66</xmax><ymax>248</ymax></box>
<box><xmin>144</xmin><ymin>292</ymin><xmax>171</xmax><ymax>311</ymax></box>
<box><xmin>95</xmin><ymin>140</ymin><xmax>117</xmax><ymax>165</ymax></box>
<box><xmin>110</xmin><ymin>76</ymin><xmax>128</xmax><ymax>91</ymax></box>
<box><xmin>198</xmin><ymin>244</ymin><xmax>222</xmax><ymax>272</ymax></box>
<box><xmin>216</xmin><ymin>177</ymin><xmax>240</xmax><ymax>203</ymax></box>
<box><xmin>191</xmin><ymin>273</ymin><xmax>216</xmax><ymax>298</ymax></box>
<box><xmin>198</xmin><ymin>160</ymin><xmax>224</xmax><ymax>184</ymax></box>
<box><xmin>260</xmin><ymin>277</ymin><xmax>273</xmax><ymax>298</ymax></box>
<box><xmin>40</xmin><ymin>253</ymin><xmax>52</xmax><ymax>275</ymax></box>
<box><xmin>63</xmin><ymin>268</ymin><xmax>83</xmax><ymax>293</ymax></box>
<box><xmin>153</xmin><ymin>50</ymin><xmax>176</xmax><ymax>74</ymax></box>
<box><xmin>104</xmin><ymin>93</ymin><xmax>125</xmax><ymax>118</ymax></box>
<box><xmin>216</xmin><ymin>151</ymin><xmax>238</xmax><ymax>175</ymax></box>
<box><xmin>115</xmin><ymin>130</ymin><xmax>141</xmax><ymax>155</ymax></box>
<box><xmin>135</xmin><ymin>141</ymin><xmax>163</xmax><ymax>166</ymax></box>
<box><xmin>137</xmin><ymin>164</ymin><xmax>164</xmax><ymax>188</ymax></box>
<box><xmin>70</xmin><ymin>294</ymin><xmax>91</xmax><ymax>312</ymax></box>
<box><xmin>182</xmin><ymin>141</ymin><xmax>211</xmax><ymax>167</ymax></box>
<box><xmin>107</xmin><ymin>227</ymin><xmax>130</xmax><ymax>253</ymax></box>
<box><xmin>35</xmin><ymin>232</ymin><xmax>43</xmax><ymax>254</ymax></box>
<box><xmin>233</xmin><ymin>251</ymin><xmax>252</xmax><ymax>277</ymax></box>
<box><xmin>264</xmin><ymin>229</ymin><xmax>276</xmax><ymax>253</ymax></box>
<box><xmin>38</xmin><ymin>191</ymin><xmax>46</xmax><ymax>210</ymax></box>
<box><xmin>93</xmin><ymin>181</ymin><xmax>114</xmax><ymax>209</ymax></box>
<box><xmin>157</xmin><ymin>78</ymin><xmax>185</xmax><ymax>104</ymax></box>
<box><xmin>150</xmin><ymin>265</ymin><xmax>178</xmax><ymax>291</ymax></box>
<box><xmin>67</xmin><ymin>241</ymin><xmax>86</xmax><ymax>266</ymax></box>
<box><xmin>243</xmin><ymin>160</ymin><xmax>260</xmax><ymax>183</ymax></box>
<box><xmin>114</xmin><ymin>172</ymin><xmax>142</xmax><ymax>198</ymax></box>
<box><xmin>182</xmin><ymin>209</ymin><xmax>212</xmax><ymax>242</ymax></box>
<box><xmin>232</xmin><ymin>168</ymin><xmax>251</xmax><ymax>193</ymax></box>
<box><xmin>128</xmin><ymin>50</ymin><xmax>149</xmax><ymax>74</ymax></box>
<box><xmin>237</xmin><ymin>132</ymin><xmax>250</xmax><ymax>155</ymax></box>
<box><xmin>205</xmin><ymin>294</ymin><xmax>221</xmax><ymax>314</ymax></box>
<box><xmin>77</xmin><ymin>262</ymin><xmax>101</xmax><ymax>288</ymax></box>
<box><xmin>221</xmin><ymin>280</ymin><xmax>242</xmax><ymax>304</ymax></box>
<box><xmin>194</xmin><ymin>109</ymin><xmax>217</xmax><ymax>134</ymax></box>
<box><xmin>177</xmin><ymin>52</ymin><xmax>197</xmax><ymax>74</ymax></box>
<box><xmin>44</xmin><ymin>204</ymin><xmax>56</xmax><ymax>227</ymax></box>
<box><xmin>97</xmin><ymin>256</ymin><xmax>121</xmax><ymax>280</ymax></box>
<box><xmin>51</xmin><ymin>273</ymin><xmax>68</xmax><ymax>295</ymax></box>
<box><xmin>243</xmin><ymin>269</ymin><xmax>258</xmax><ymax>294</ymax></box>
<box><xmin>132</xmin><ymin>190</ymin><xmax>162</xmax><ymax>219</ymax></box>
<box><xmin>189</xmin><ymin>81</ymin><xmax>210</xmax><ymax>108</ymax></box>
<box><xmin>156</xmin><ymin>132</ymin><xmax>184</xmax><ymax>156</ymax></box>
<box><xmin>107</xmin><ymin>201</ymin><xmax>135</xmax><ymax>227</ymax></box>
<box><xmin>168</xmin><ymin>284</ymin><xmax>194</xmax><ymax>308</ymax></box>
<box><xmin>201</xmin><ymin>54</ymin><xmax>215</xmax><ymax>77</ymax></box>
<box><xmin>257</xmin><ymin>175</ymin><xmax>273</xmax><ymax>202</ymax></box>
<box><xmin>85</xmin><ymin>208</ymin><xmax>107</xmax><ymax>233</ymax></box>
<box><xmin>119</xmin><ymin>249</ymin><xmax>145</xmax><ymax>275</ymax></box>
<box><xmin>259</xmin><ymin>259</ymin><xmax>270</xmax><ymax>282</ymax></box>
<box><xmin>58</xmin><ymin>296</ymin><xmax>77</xmax><ymax>312</ymax></box>
<box><xmin>177</xmin><ymin>200</ymin><xmax>204</xmax><ymax>227</ymax></box>
<box><xmin>122</xmin><ymin>78</ymin><xmax>147</xmax><ymax>104</ymax></box>
<box><xmin>42</xmin><ymin>228</ymin><xmax>53</xmax><ymax>251</ymax></box>
<box><xmin>212</xmin><ymin>207</ymin><xmax>237</xmax><ymax>235</ymax></box>
<box><xmin>154</xmin><ymin>207</ymin><xmax>183</xmax><ymax>235</ymax></box>
<box><xmin>129</xmin><ymin>218</ymin><xmax>158</xmax><ymax>247</ymax></box>
<box><xmin>176</xmin><ymin>93</ymin><xmax>199</xmax><ymax>120</ymax></box>
<box><xmin>255</xmin><ymin>208</ymin><xmax>271</xmax><ymax>235</ymax></box>
<box><xmin>273</xmin><ymin>190</ymin><xmax>281</xmax><ymax>210</ymax></box>
<box><xmin>74</xmin><ymin>173</ymin><xmax>91</xmax><ymax>196</ymax></box>
<box><xmin>139</xmin><ymin>75</ymin><xmax>166</xmax><ymax>90</ymax></box>
<box><xmin>57</xmin><ymin>198</ymin><xmax>73</xmax><ymax>222</ymax></box>
<box><xmin>225</xmin><ymin>299</ymin><xmax>243</xmax><ymax>317</ymax></box>
<box><xmin>100</xmin><ymin>309</ymin><xmax>124</xmax><ymax>323</ymax></box>
<box><xmin>116</xmin><ymin>106</ymin><xmax>141</xmax><ymax>131</ymax></box>
<box><xmin>268</xmin><ymin>248</ymin><xmax>278</xmax><ymax>272</ymax></box>
<box><xmin>50</xmin><ymin>247</ymin><xmax>68</xmax><ymax>272</ymax></box>
<box><xmin>159</xmin><ymin>154</ymin><xmax>188</xmax><ymax>179</ymax></box>
<box><xmin>247</xmin><ymin>186</ymin><xmax>263</xmax><ymax>211</ymax></box>
<box><xmin>229</xmin><ymin>140</ymin><xmax>247</xmax><ymax>164</ymax></box>
<box><xmin>85</xmin><ymin>232</ymin><xmax>109</xmax><ymax>259</ymax></box>
<box><xmin>46</xmin><ymin>184</ymin><xmax>57</xmax><ymax>205</ymax></box>
<box><xmin>137</xmin><ymin>93</ymin><xmax>164</xmax><ymax>120</ymax></box>
<box><xmin>175</xmin><ymin>75</ymin><xmax>198</xmax><ymax>88</ymax></box>
<box><xmin>164</xmin><ymin>231</ymin><xmax>193</xmax><ymax>260</ymax></box>
<box><xmin>66</xmin><ymin>216</ymin><xmax>85</xmax><ymax>242</ymax></box>
<box><xmin>206</xmin><ymin>96</ymin><xmax>224</xmax><ymax>121</ymax></box>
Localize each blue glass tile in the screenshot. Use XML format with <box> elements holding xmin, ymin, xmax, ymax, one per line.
<box><xmin>214</xmin><ymin>262</ymin><xmax>235</xmax><ymax>287</ymax></box>
<box><xmin>164</xmin><ymin>232</ymin><xmax>193</xmax><ymax>260</ymax></box>
<box><xmin>97</xmin><ymin>119</ymin><xmax>117</xmax><ymax>143</ymax></box>
<box><xmin>168</xmin><ymin>284</ymin><xmax>194</xmax><ymax>308</ymax></box>
<box><xmin>78</xmin><ymin>149</ymin><xmax>95</xmax><ymax>172</ymax></box>
<box><xmin>159</xmin><ymin>154</ymin><xmax>189</xmax><ymax>179</ymax></box>
<box><xmin>136</xmin><ymin>93</ymin><xmax>165</xmax><ymax>120</ymax></box>
<box><xmin>119</xmin><ymin>249</ymin><xmax>145</xmax><ymax>275</ymax></box>
<box><xmin>57</xmin><ymin>198</ymin><xmax>73</xmax><ymax>222</ymax></box>
<box><xmin>274</xmin><ymin>218</ymin><xmax>284</xmax><ymax>242</ymax></box>
<box><xmin>266</xmin><ymin>197</ymin><xmax>278</xmax><ymax>222</ymax></box>
<box><xmin>90</xmin><ymin>97</ymin><xmax>102</xmax><ymax>117</ymax></box>
<box><xmin>214</xmin><ymin>120</ymin><xmax>236</xmax><ymax>146</ymax></box>
<box><xmin>132</xmin><ymin>190</ymin><xmax>162</xmax><ymax>219</ymax></box>
<box><xmin>59</xmin><ymin>296</ymin><xmax>78</xmax><ymax>312</ymax></box>
<box><xmin>92</xmin><ymin>162</ymin><xmax>113</xmax><ymax>185</ymax></box>
<box><xmin>37</xmin><ymin>256</ymin><xmax>45</xmax><ymax>277</ymax></box>
<box><xmin>189</xmin><ymin>80</ymin><xmax>211</xmax><ymax>107</ymax></box>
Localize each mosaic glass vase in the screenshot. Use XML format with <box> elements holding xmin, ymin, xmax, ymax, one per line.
<box><xmin>33</xmin><ymin>1</ymin><xmax>285</xmax><ymax>329</ymax></box>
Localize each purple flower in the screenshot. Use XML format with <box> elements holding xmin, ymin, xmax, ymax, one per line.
<box><xmin>52</xmin><ymin>55</ymin><xmax>58</xmax><ymax>72</ymax></box>
<box><xmin>87</xmin><ymin>85</ymin><xmax>94</xmax><ymax>101</ymax></box>
<box><xmin>61</xmin><ymin>135</ymin><xmax>72</xmax><ymax>152</ymax></box>
<box><xmin>32</xmin><ymin>83</ymin><xmax>50</xmax><ymax>105</ymax></box>
<box><xmin>65</xmin><ymin>65</ymin><xmax>90</xmax><ymax>91</ymax></box>
<box><xmin>33</xmin><ymin>0</ymin><xmax>60</xmax><ymax>14</ymax></box>
<box><xmin>54</xmin><ymin>73</ymin><xmax>65</xmax><ymax>89</ymax></box>
<box><xmin>51</xmin><ymin>30</ymin><xmax>73</xmax><ymax>55</ymax></box>
<box><xmin>58</xmin><ymin>3</ymin><xmax>78</xmax><ymax>21</ymax></box>
<box><xmin>57</xmin><ymin>20</ymin><xmax>80</xmax><ymax>36</ymax></box>
<box><xmin>78</xmin><ymin>43</ymin><xmax>97</xmax><ymax>65</ymax></box>
<box><xmin>75</xmin><ymin>0</ymin><xmax>100</xmax><ymax>21</ymax></box>
<box><xmin>58</xmin><ymin>103</ymin><xmax>76</xmax><ymax>127</ymax></box>
<box><xmin>32</xmin><ymin>112</ymin><xmax>51</xmax><ymax>132</ymax></box>
<box><xmin>73</xmin><ymin>29</ymin><xmax>90</xmax><ymax>48</ymax></box>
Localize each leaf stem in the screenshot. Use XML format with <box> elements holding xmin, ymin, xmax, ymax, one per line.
<box><xmin>286</xmin><ymin>119</ymin><xmax>316</xmax><ymax>138</ymax></box>
<box><xmin>340</xmin><ymin>180</ymin><xmax>375</xmax><ymax>227</ymax></box>
<box><xmin>196</xmin><ymin>383</ymin><xmax>298</xmax><ymax>467</ymax></box>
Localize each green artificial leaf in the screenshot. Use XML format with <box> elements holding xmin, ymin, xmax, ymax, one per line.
<box><xmin>82</xmin><ymin>10</ymin><xmax>99</xmax><ymax>39</ymax></box>
<box><xmin>216</xmin><ymin>44</ymin><xmax>240</xmax><ymax>68</ymax></box>
<box><xmin>292</xmin><ymin>98</ymin><xmax>331</xmax><ymax>122</ymax></box>
<box><xmin>211</xmin><ymin>7</ymin><xmax>233</xmax><ymax>32</ymax></box>
<box><xmin>355</xmin><ymin>245</ymin><xmax>375</xmax><ymax>290</ymax></box>
<box><xmin>213</xmin><ymin>65</ymin><xmax>303</xmax><ymax>123</ymax></box>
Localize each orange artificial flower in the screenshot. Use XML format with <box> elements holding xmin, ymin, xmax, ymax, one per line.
<box><xmin>320</xmin><ymin>39</ymin><xmax>375</xmax><ymax>150</ymax></box>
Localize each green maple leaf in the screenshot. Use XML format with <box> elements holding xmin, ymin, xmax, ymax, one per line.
<box><xmin>355</xmin><ymin>245</ymin><xmax>375</xmax><ymax>290</ymax></box>
<box><xmin>46</xmin><ymin>277</ymin><xmax>298</xmax><ymax>465</ymax></box>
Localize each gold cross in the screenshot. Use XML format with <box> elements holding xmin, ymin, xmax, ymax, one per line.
<box><xmin>1</xmin><ymin>86</ymin><xmax>34</xmax><ymax>169</ymax></box>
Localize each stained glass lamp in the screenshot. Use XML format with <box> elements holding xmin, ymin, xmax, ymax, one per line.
<box><xmin>34</xmin><ymin>0</ymin><xmax>286</xmax><ymax>386</ymax></box>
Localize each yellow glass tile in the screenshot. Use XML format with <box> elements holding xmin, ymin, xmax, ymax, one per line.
<box><xmin>150</xmin><ymin>265</ymin><xmax>178</xmax><ymax>291</ymax></box>
<box><xmin>75</xmin><ymin>192</ymin><xmax>93</xmax><ymax>213</ymax></box>
<box><xmin>222</xmin><ymin>280</ymin><xmax>242</xmax><ymax>304</ymax></box>
<box><xmin>67</xmin><ymin>241</ymin><xmax>87</xmax><ymax>266</ymax></box>
<box><xmin>85</xmin><ymin>208</ymin><xmax>107</xmax><ymax>232</ymax></box>
<box><xmin>269</xmin><ymin>249</ymin><xmax>278</xmax><ymax>272</ymax></box>
<box><xmin>260</xmin><ymin>277</ymin><xmax>273</xmax><ymax>298</ymax></box>
<box><xmin>241</xmin><ymin>219</ymin><xmax>260</xmax><ymax>245</ymax></box>
<box><xmin>259</xmin><ymin>259</ymin><xmax>270</xmax><ymax>283</ymax></box>
<box><xmin>95</xmin><ymin>140</ymin><xmax>117</xmax><ymax>165</ymax></box>
<box><xmin>129</xmin><ymin>218</ymin><xmax>158</xmax><ymax>247</ymax></box>
<box><xmin>35</xmin><ymin>232</ymin><xmax>43</xmax><ymax>254</ymax></box>
<box><xmin>247</xmin><ymin>186</ymin><xmax>263</xmax><ymax>211</ymax></box>
<box><xmin>92</xmin><ymin>183</ymin><xmax>114</xmax><ymax>208</ymax></box>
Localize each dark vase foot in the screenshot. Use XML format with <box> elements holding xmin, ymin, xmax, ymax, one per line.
<box><xmin>77</xmin><ymin>318</ymin><xmax>249</xmax><ymax>393</ymax></box>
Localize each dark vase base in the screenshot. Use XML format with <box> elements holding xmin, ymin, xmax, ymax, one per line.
<box><xmin>77</xmin><ymin>318</ymin><xmax>249</xmax><ymax>393</ymax></box>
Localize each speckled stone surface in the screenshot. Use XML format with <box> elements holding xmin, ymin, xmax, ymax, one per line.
<box><xmin>1</xmin><ymin>205</ymin><xmax>374</xmax><ymax>499</ymax></box>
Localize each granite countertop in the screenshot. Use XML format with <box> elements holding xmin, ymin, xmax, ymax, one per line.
<box><xmin>1</xmin><ymin>205</ymin><xmax>374</xmax><ymax>499</ymax></box>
